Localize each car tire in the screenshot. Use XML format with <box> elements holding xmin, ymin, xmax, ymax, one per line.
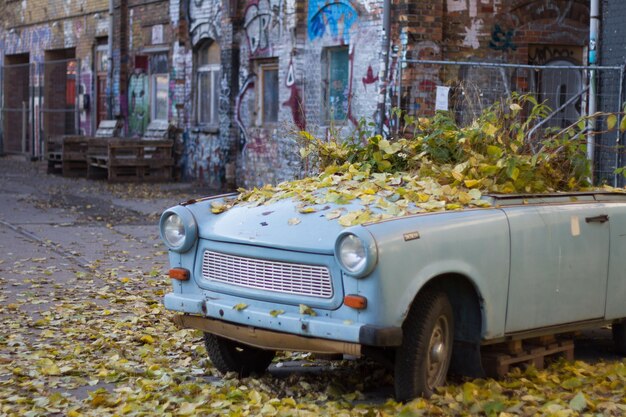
<box><xmin>613</xmin><ymin>322</ymin><xmax>626</xmax><ymax>355</ymax></box>
<box><xmin>204</xmin><ymin>333</ymin><xmax>275</xmax><ymax>377</ymax></box>
<box><xmin>394</xmin><ymin>289</ymin><xmax>454</xmax><ymax>401</ymax></box>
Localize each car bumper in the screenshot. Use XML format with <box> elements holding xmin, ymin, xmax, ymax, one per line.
<box><xmin>165</xmin><ymin>293</ymin><xmax>402</xmax><ymax>351</ymax></box>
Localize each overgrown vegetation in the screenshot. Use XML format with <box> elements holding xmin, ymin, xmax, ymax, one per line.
<box><xmin>212</xmin><ymin>94</ymin><xmax>625</xmax><ymax>226</ymax></box>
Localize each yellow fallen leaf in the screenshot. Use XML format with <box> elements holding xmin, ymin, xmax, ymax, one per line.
<box><xmin>299</xmin><ymin>304</ymin><xmax>317</xmax><ymax>316</ymax></box>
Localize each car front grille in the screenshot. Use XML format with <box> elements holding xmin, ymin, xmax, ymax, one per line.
<box><xmin>201</xmin><ymin>250</ymin><xmax>333</xmax><ymax>298</ymax></box>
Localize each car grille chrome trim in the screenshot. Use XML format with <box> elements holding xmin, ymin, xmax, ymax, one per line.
<box><xmin>202</xmin><ymin>250</ymin><xmax>333</xmax><ymax>298</ymax></box>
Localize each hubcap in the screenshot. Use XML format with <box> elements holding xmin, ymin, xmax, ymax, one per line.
<box><xmin>426</xmin><ymin>315</ymin><xmax>449</xmax><ymax>388</ymax></box>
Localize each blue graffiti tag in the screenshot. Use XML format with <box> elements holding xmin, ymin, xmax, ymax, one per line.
<box><xmin>308</xmin><ymin>0</ymin><xmax>358</xmax><ymax>42</ymax></box>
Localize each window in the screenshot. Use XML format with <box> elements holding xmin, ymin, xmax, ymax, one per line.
<box><xmin>196</xmin><ymin>41</ymin><xmax>221</xmax><ymax>126</ymax></box>
<box><xmin>149</xmin><ymin>52</ymin><xmax>169</xmax><ymax>121</ymax></box>
<box><xmin>323</xmin><ymin>47</ymin><xmax>349</xmax><ymax>122</ymax></box>
<box><xmin>257</xmin><ymin>60</ymin><xmax>279</xmax><ymax>124</ymax></box>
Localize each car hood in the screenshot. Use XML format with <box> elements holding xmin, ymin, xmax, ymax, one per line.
<box><xmin>188</xmin><ymin>198</ymin><xmax>366</xmax><ymax>254</ymax></box>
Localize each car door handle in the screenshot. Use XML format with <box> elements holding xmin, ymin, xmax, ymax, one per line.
<box><xmin>585</xmin><ymin>214</ymin><xmax>609</xmax><ymax>223</ymax></box>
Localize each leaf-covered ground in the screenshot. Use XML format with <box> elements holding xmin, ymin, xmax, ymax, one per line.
<box><xmin>1</xmin><ymin>245</ymin><xmax>625</xmax><ymax>416</ymax></box>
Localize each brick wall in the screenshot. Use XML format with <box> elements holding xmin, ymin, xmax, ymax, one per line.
<box><xmin>177</xmin><ymin>0</ymin><xmax>385</xmax><ymax>189</ymax></box>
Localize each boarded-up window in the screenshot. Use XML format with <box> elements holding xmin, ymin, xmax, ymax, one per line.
<box><xmin>323</xmin><ymin>47</ymin><xmax>349</xmax><ymax>122</ymax></box>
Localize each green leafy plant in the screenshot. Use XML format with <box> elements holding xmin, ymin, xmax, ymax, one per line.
<box><xmin>222</xmin><ymin>94</ymin><xmax>626</xmax><ymax>226</ymax></box>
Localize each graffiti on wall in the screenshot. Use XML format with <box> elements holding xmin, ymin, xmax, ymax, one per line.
<box><xmin>127</xmin><ymin>71</ymin><xmax>148</xmax><ymax>136</ymax></box>
<box><xmin>362</xmin><ymin>65</ymin><xmax>378</xmax><ymax>90</ymax></box>
<box><xmin>244</xmin><ymin>0</ymin><xmax>272</xmax><ymax>55</ymax></box>
<box><xmin>489</xmin><ymin>24</ymin><xmax>516</xmax><ymax>51</ymax></box>
<box><xmin>4</xmin><ymin>26</ymin><xmax>52</xmax><ymax>55</ymax></box>
<box><xmin>282</xmin><ymin>58</ymin><xmax>306</xmax><ymax>130</ymax></box>
<box><xmin>307</xmin><ymin>0</ymin><xmax>358</xmax><ymax>42</ymax></box>
<box><xmin>79</xmin><ymin>71</ymin><xmax>93</xmax><ymax>135</ymax></box>
<box><xmin>189</xmin><ymin>1</ymin><xmax>222</xmax><ymax>47</ymax></box>
<box><xmin>447</xmin><ymin>0</ymin><xmax>503</xmax><ymax>49</ymax></box>
<box><xmin>529</xmin><ymin>45</ymin><xmax>581</xmax><ymax>65</ymax></box>
<box><xmin>235</xmin><ymin>74</ymin><xmax>256</xmax><ymax>148</ymax></box>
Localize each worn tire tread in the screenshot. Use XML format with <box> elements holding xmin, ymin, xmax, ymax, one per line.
<box><xmin>394</xmin><ymin>289</ymin><xmax>453</xmax><ymax>401</ymax></box>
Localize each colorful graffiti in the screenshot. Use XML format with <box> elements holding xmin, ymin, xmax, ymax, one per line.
<box><xmin>244</xmin><ymin>0</ymin><xmax>272</xmax><ymax>55</ymax></box>
<box><xmin>4</xmin><ymin>26</ymin><xmax>52</xmax><ymax>55</ymax></box>
<box><xmin>189</xmin><ymin>1</ymin><xmax>222</xmax><ymax>46</ymax></box>
<box><xmin>282</xmin><ymin>59</ymin><xmax>306</xmax><ymax>130</ymax></box>
<box><xmin>307</xmin><ymin>0</ymin><xmax>358</xmax><ymax>42</ymax></box>
<box><xmin>127</xmin><ymin>71</ymin><xmax>148</xmax><ymax>136</ymax></box>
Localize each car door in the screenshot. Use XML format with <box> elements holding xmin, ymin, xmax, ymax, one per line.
<box><xmin>503</xmin><ymin>201</ymin><xmax>610</xmax><ymax>333</ymax></box>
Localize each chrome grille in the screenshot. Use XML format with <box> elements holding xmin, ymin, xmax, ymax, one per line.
<box><xmin>202</xmin><ymin>250</ymin><xmax>333</xmax><ymax>298</ymax></box>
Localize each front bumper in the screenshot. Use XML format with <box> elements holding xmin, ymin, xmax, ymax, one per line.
<box><xmin>165</xmin><ymin>292</ymin><xmax>402</xmax><ymax>352</ymax></box>
<box><xmin>172</xmin><ymin>313</ymin><xmax>402</xmax><ymax>355</ymax></box>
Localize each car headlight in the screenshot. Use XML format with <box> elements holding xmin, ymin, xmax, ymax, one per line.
<box><xmin>159</xmin><ymin>207</ymin><xmax>198</xmax><ymax>252</ymax></box>
<box><xmin>334</xmin><ymin>230</ymin><xmax>378</xmax><ymax>278</ymax></box>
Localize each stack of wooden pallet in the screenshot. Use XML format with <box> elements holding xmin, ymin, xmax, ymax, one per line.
<box><xmin>45</xmin><ymin>135</ymin><xmax>89</xmax><ymax>176</ymax></box>
<box><xmin>87</xmin><ymin>138</ymin><xmax>174</xmax><ymax>182</ymax></box>
<box><xmin>481</xmin><ymin>335</ymin><xmax>574</xmax><ymax>378</ymax></box>
<box><xmin>60</xmin><ymin>136</ymin><xmax>89</xmax><ymax>177</ymax></box>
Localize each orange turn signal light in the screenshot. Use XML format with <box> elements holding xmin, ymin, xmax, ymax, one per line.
<box><xmin>344</xmin><ymin>294</ymin><xmax>367</xmax><ymax>310</ymax></box>
<box><xmin>169</xmin><ymin>268</ymin><xmax>190</xmax><ymax>281</ymax></box>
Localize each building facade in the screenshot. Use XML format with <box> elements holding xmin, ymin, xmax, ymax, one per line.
<box><xmin>3</xmin><ymin>0</ymin><xmax>623</xmax><ymax>188</ymax></box>
<box><xmin>0</xmin><ymin>0</ymin><xmax>111</xmax><ymax>155</ymax></box>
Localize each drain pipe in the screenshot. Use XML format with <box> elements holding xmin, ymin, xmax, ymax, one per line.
<box><xmin>376</xmin><ymin>0</ymin><xmax>391</xmax><ymax>136</ymax></box>
<box><xmin>107</xmin><ymin>0</ymin><xmax>114</xmax><ymax>119</ymax></box>
<box><xmin>587</xmin><ymin>0</ymin><xmax>600</xmax><ymax>173</ymax></box>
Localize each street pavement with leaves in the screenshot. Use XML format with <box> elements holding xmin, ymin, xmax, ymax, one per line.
<box><xmin>1</xmin><ymin>249</ymin><xmax>625</xmax><ymax>416</ymax></box>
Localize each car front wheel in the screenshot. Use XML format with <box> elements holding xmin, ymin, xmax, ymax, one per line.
<box><xmin>204</xmin><ymin>333</ymin><xmax>275</xmax><ymax>377</ymax></box>
<box><xmin>394</xmin><ymin>289</ymin><xmax>454</xmax><ymax>401</ymax></box>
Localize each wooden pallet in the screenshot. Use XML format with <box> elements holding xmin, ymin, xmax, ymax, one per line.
<box><xmin>481</xmin><ymin>336</ymin><xmax>574</xmax><ymax>378</ymax></box>
<box><xmin>86</xmin><ymin>138</ymin><xmax>174</xmax><ymax>182</ymax></box>
<box><xmin>61</xmin><ymin>136</ymin><xmax>88</xmax><ymax>177</ymax></box>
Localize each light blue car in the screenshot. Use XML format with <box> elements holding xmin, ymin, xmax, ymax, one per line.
<box><xmin>160</xmin><ymin>191</ymin><xmax>626</xmax><ymax>400</ymax></box>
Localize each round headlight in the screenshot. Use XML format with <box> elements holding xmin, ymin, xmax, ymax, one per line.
<box><xmin>335</xmin><ymin>231</ymin><xmax>378</xmax><ymax>278</ymax></box>
<box><xmin>338</xmin><ymin>234</ymin><xmax>367</xmax><ymax>273</ymax></box>
<box><xmin>163</xmin><ymin>213</ymin><xmax>185</xmax><ymax>248</ymax></box>
<box><xmin>159</xmin><ymin>207</ymin><xmax>198</xmax><ymax>252</ymax></box>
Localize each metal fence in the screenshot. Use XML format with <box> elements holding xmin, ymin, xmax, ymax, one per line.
<box><xmin>39</xmin><ymin>58</ymin><xmax>80</xmax><ymax>140</ymax></box>
<box><xmin>395</xmin><ymin>59</ymin><xmax>626</xmax><ymax>186</ymax></box>
<box><xmin>1</xmin><ymin>62</ymin><xmax>33</xmax><ymax>154</ymax></box>
<box><xmin>0</xmin><ymin>58</ymin><xmax>80</xmax><ymax>157</ymax></box>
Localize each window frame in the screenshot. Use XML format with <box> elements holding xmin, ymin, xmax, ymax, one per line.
<box><xmin>322</xmin><ymin>46</ymin><xmax>350</xmax><ymax>124</ymax></box>
<box><xmin>256</xmin><ymin>59</ymin><xmax>279</xmax><ymax>126</ymax></box>
<box><xmin>195</xmin><ymin>40</ymin><xmax>221</xmax><ymax>128</ymax></box>
<box><xmin>149</xmin><ymin>52</ymin><xmax>169</xmax><ymax>122</ymax></box>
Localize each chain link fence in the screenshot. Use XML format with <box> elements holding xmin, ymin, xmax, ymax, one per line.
<box><xmin>395</xmin><ymin>60</ymin><xmax>626</xmax><ymax>186</ymax></box>
<box><xmin>1</xmin><ymin>62</ymin><xmax>33</xmax><ymax>154</ymax></box>
<box><xmin>0</xmin><ymin>58</ymin><xmax>80</xmax><ymax>157</ymax></box>
<box><xmin>40</xmin><ymin>58</ymin><xmax>80</xmax><ymax>139</ymax></box>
